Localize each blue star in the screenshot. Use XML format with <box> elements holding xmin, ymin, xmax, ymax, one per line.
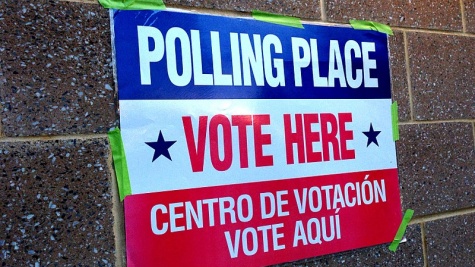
<box><xmin>363</xmin><ymin>123</ymin><xmax>381</xmax><ymax>147</ymax></box>
<box><xmin>146</xmin><ymin>131</ymin><xmax>176</xmax><ymax>162</ymax></box>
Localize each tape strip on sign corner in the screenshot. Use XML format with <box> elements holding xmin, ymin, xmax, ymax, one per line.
<box><xmin>389</xmin><ymin>209</ymin><xmax>414</xmax><ymax>252</ymax></box>
<box><xmin>98</xmin><ymin>0</ymin><xmax>166</xmax><ymax>10</ymax></box>
<box><xmin>252</xmin><ymin>10</ymin><xmax>304</xmax><ymax>29</ymax></box>
<box><xmin>391</xmin><ymin>101</ymin><xmax>399</xmax><ymax>141</ymax></box>
<box><xmin>350</xmin><ymin>19</ymin><xmax>393</xmax><ymax>35</ymax></box>
<box><xmin>107</xmin><ymin>127</ymin><xmax>132</xmax><ymax>201</ymax></box>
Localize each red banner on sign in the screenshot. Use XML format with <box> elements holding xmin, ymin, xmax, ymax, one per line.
<box><xmin>125</xmin><ymin>169</ymin><xmax>401</xmax><ymax>267</ymax></box>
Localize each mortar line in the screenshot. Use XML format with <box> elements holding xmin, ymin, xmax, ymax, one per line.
<box><xmin>60</xmin><ymin>0</ymin><xmax>97</xmax><ymax>4</ymax></box>
<box><xmin>420</xmin><ymin>222</ymin><xmax>429</xmax><ymax>267</ymax></box>
<box><xmin>386</xmin><ymin>24</ymin><xmax>473</xmax><ymax>36</ymax></box>
<box><xmin>403</xmin><ymin>31</ymin><xmax>415</xmax><ymax>122</ymax></box>
<box><xmin>394</xmin><ymin>24</ymin><xmax>475</xmax><ymax>38</ymax></box>
<box><xmin>107</xmin><ymin>147</ymin><xmax>127</xmax><ymax>267</ymax></box>
<box><xmin>167</xmin><ymin>5</ymin><xmax>252</xmax><ymax>18</ymax></box>
<box><xmin>58</xmin><ymin>0</ymin><xmax>252</xmax><ymax>19</ymax></box>
<box><xmin>0</xmin><ymin>133</ymin><xmax>109</xmax><ymax>142</ymax></box>
<box><xmin>0</xmin><ymin>102</ymin><xmax>4</xmax><ymax>138</ymax></box>
<box><xmin>409</xmin><ymin>207</ymin><xmax>475</xmax><ymax>225</ymax></box>
<box><xmin>472</xmin><ymin>122</ymin><xmax>475</xmax><ymax>148</ymax></box>
<box><xmin>400</xmin><ymin>119</ymin><xmax>475</xmax><ymax>125</ymax></box>
<box><xmin>0</xmin><ymin>119</ymin><xmax>4</xmax><ymax>138</ymax></box>
<box><xmin>56</xmin><ymin>0</ymin><xmax>475</xmax><ymax>38</ymax></box>
<box><xmin>320</xmin><ymin>0</ymin><xmax>327</xmax><ymax>22</ymax></box>
<box><xmin>353</xmin><ymin>25</ymin><xmax>474</xmax><ymax>37</ymax></box>
<box><xmin>460</xmin><ymin>0</ymin><xmax>468</xmax><ymax>33</ymax></box>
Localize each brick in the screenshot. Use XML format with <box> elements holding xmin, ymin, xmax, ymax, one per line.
<box><xmin>272</xmin><ymin>225</ymin><xmax>423</xmax><ymax>267</ymax></box>
<box><xmin>0</xmin><ymin>0</ymin><xmax>117</xmax><ymax>137</ymax></box>
<box><xmin>326</xmin><ymin>0</ymin><xmax>463</xmax><ymax>31</ymax></box>
<box><xmin>407</xmin><ymin>33</ymin><xmax>475</xmax><ymax>121</ymax></box>
<box><xmin>389</xmin><ymin>31</ymin><xmax>410</xmax><ymax>122</ymax></box>
<box><xmin>425</xmin><ymin>213</ymin><xmax>475</xmax><ymax>266</ymax></box>
<box><xmin>466</xmin><ymin>0</ymin><xmax>475</xmax><ymax>33</ymax></box>
<box><xmin>397</xmin><ymin>123</ymin><xmax>475</xmax><ymax>216</ymax></box>
<box><xmin>165</xmin><ymin>0</ymin><xmax>321</xmax><ymax>20</ymax></box>
<box><xmin>0</xmin><ymin>138</ymin><xmax>115</xmax><ymax>266</ymax></box>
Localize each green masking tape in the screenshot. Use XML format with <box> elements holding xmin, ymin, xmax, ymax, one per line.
<box><xmin>98</xmin><ymin>0</ymin><xmax>166</xmax><ymax>10</ymax></box>
<box><xmin>107</xmin><ymin>127</ymin><xmax>132</xmax><ymax>201</ymax></box>
<box><xmin>252</xmin><ymin>10</ymin><xmax>304</xmax><ymax>29</ymax></box>
<box><xmin>391</xmin><ymin>101</ymin><xmax>399</xmax><ymax>141</ymax></box>
<box><xmin>389</xmin><ymin>209</ymin><xmax>414</xmax><ymax>252</ymax></box>
<box><xmin>350</xmin><ymin>20</ymin><xmax>393</xmax><ymax>35</ymax></box>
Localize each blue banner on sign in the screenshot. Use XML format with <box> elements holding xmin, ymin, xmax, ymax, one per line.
<box><xmin>113</xmin><ymin>10</ymin><xmax>391</xmax><ymax>100</ymax></box>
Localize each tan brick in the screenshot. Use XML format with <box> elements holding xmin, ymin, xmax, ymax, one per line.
<box><xmin>326</xmin><ymin>0</ymin><xmax>463</xmax><ymax>31</ymax></box>
<box><xmin>407</xmin><ymin>32</ymin><xmax>475</xmax><ymax>120</ymax></box>
<box><xmin>0</xmin><ymin>0</ymin><xmax>117</xmax><ymax>137</ymax></box>
<box><xmin>397</xmin><ymin>123</ymin><xmax>475</xmax><ymax>216</ymax></box>
<box><xmin>465</xmin><ymin>0</ymin><xmax>475</xmax><ymax>33</ymax></box>
<box><xmin>425</xmin><ymin>214</ymin><xmax>475</xmax><ymax>266</ymax></box>
<box><xmin>0</xmin><ymin>138</ymin><xmax>116</xmax><ymax>266</ymax></box>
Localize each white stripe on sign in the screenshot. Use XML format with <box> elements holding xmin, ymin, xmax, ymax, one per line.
<box><xmin>120</xmin><ymin>99</ymin><xmax>396</xmax><ymax>194</ymax></box>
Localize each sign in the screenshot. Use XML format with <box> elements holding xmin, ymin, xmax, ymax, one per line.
<box><xmin>112</xmin><ymin>9</ymin><xmax>402</xmax><ymax>267</ymax></box>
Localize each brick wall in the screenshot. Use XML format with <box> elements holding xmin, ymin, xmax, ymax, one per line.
<box><xmin>0</xmin><ymin>0</ymin><xmax>473</xmax><ymax>266</ymax></box>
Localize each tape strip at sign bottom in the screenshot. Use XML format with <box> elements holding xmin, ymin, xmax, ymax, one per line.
<box><xmin>389</xmin><ymin>209</ymin><xmax>414</xmax><ymax>251</ymax></box>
